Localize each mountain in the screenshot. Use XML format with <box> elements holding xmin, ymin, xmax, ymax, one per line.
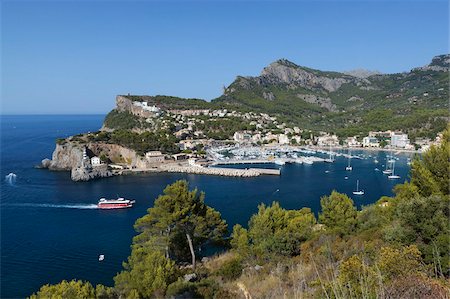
<box><xmin>213</xmin><ymin>55</ymin><xmax>449</xmax><ymax>137</ymax></box>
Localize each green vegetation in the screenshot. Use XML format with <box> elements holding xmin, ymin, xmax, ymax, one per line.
<box><xmin>133</xmin><ymin>180</ymin><xmax>228</xmax><ymax>269</ymax></box>
<box><xmin>88</xmin><ymin>130</ymin><xmax>179</xmax><ymax>155</ymax></box>
<box><xmin>104</xmin><ymin>110</ymin><xmax>141</xmax><ymax>130</ymax></box>
<box><xmin>31</xmin><ymin>127</ymin><xmax>450</xmax><ymax>298</ymax></box>
<box><xmin>194</xmin><ymin>116</ymin><xmax>256</xmax><ymax>140</ymax></box>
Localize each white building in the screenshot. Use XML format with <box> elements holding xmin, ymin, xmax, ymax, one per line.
<box><xmin>362</xmin><ymin>137</ymin><xmax>380</xmax><ymax>147</ymax></box>
<box><xmin>145</xmin><ymin>151</ymin><xmax>165</xmax><ymax>163</ymax></box>
<box><xmin>317</xmin><ymin>135</ymin><xmax>339</xmax><ymax>147</ymax></box>
<box><xmin>133</xmin><ymin>101</ymin><xmax>161</xmax><ymax>113</ymax></box>
<box><xmin>390</xmin><ymin>133</ymin><xmax>410</xmax><ymax>148</ymax></box>
<box><xmin>91</xmin><ymin>156</ymin><xmax>101</xmax><ymax>166</ymax></box>
<box><xmin>233</xmin><ymin>131</ymin><xmax>252</xmax><ymax>143</ymax></box>
<box><xmin>278</xmin><ymin>134</ymin><xmax>290</xmax><ymax>145</ymax></box>
<box><xmin>345</xmin><ymin>136</ymin><xmax>361</xmax><ymax>147</ymax></box>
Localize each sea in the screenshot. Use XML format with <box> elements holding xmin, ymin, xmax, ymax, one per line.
<box><xmin>0</xmin><ymin>115</ymin><xmax>413</xmax><ymax>298</ymax></box>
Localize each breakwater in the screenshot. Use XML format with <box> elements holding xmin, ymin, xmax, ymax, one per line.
<box><xmin>160</xmin><ymin>164</ymin><xmax>280</xmax><ymax>177</ymax></box>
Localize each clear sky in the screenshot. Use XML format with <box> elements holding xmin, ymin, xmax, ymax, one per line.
<box><xmin>1</xmin><ymin>0</ymin><xmax>448</xmax><ymax>114</ymax></box>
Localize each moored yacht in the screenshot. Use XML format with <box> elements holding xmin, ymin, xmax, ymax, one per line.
<box><xmin>352</xmin><ymin>180</ymin><xmax>364</xmax><ymax>195</ymax></box>
<box><xmin>388</xmin><ymin>161</ymin><xmax>401</xmax><ymax>179</ymax></box>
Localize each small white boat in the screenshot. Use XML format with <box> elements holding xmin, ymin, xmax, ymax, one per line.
<box><xmin>99</xmin><ymin>254</ymin><xmax>105</xmax><ymax>261</ymax></box>
<box><xmin>324</xmin><ymin>145</ymin><xmax>335</xmax><ymax>163</ymax></box>
<box><xmin>387</xmin><ymin>161</ymin><xmax>400</xmax><ymax>179</ymax></box>
<box><xmin>346</xmin><ymin>151</ymin><xmax>352</xmax><ymax>171</ymax></box>
<box><xmin>274</xmin><ymin>159</ymin><xmax>285</xmax><ymax>165</ymax></box>
<box><xmin>383</xmin><ymin>159</ymin><xmax>393</xmax><ymax>175</ymax></box>
<box><xmin>303</xmin><ymin>158</ymin><xmax>314</xmax><ymax>165</ymax></box>
<box><xmin>352</xmin><ymin>180</ymin><xmax>364</xmax><ymax>195</ymax></box>
<box><xmin>344</xmin><ymin>176</ymin><xmax>349</xmax><ymax>180</ymax></box>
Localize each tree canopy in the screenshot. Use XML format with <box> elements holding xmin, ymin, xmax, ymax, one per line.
<box><xmin>319</xmin><ymin>191</ymin><xmax>358</xmax><ymax>235</ymax></box>
<box><xmin>133</xmin><ymin>180</ymin><xmax>227</xmax><ymax>268</ymax></box>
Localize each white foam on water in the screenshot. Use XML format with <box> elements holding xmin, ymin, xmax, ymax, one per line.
<box><xmin>5</xmin><ymin>173</ymin><xmax>17</xmax><ymax>186</ymax></box>
<box><xmin>4</xmin><ymin>203</ymin><xmax>98</xmax><ymax>209</ymax></box>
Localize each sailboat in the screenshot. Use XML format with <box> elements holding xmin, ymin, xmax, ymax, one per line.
<box><xmin>346</xmin><ymin>151</ymin><xmax>352</xmax><ymax>171</ymax></box>
<box><xmin>382</xmin><ymin>158</ymin><xmax>393</xmax><ymax>175</ymax></box>
<box><xmin>353</xmin><ymin>180</ymin><xmax>364</xmax><ymax>195</ymax></box>
<box><xmin>388</xmin><ymin>161</ymin><xmax>400</xmax><ymax>179</ymax></box>
<box><xmin>324</xmin><ymin>144</ymin><xmax>335</xmax><ymax>163</ymax></box>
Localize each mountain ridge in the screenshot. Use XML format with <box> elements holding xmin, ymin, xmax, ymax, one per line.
<box><xmin>211</xmin><ymin>54</ymin><xmax>449</xmax><ymax>136</ymax></box>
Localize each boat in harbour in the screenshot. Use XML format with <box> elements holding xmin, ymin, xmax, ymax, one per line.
<box><xmin>388</xmin><ymin>161</ymin><xmax>401</xmax><ymax>179</ymax></box>
<box><xmin>346</xmin><ymin>150</ymin><xmax>352</xmax><ymax>171</ymax></box>
<box><xmin>97</xmin><ymin>197</ymin><xmax>135</xmax><ymax>209</ymax></box>
<box><xmin>352</xmin><ymin>180</ymin><xmax>364</xmax><ymax>195</ymax></box>
<box><xmin>324</xmin><ymin>145</ymin><xmax>335</xmax><ymax>163</ymax></box>
<box><xmin>274</xmin><ymin>159</ymin><xmax>285</xmax><ymax>165</ymax></box>
<box><xmin>382</xmin><ymin>158</ymin><xmax>393</xmax><ymax>175</ymax></box>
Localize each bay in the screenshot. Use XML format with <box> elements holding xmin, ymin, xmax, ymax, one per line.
<box><xmin>0</xmin><ymin>115</ymin><xmax>412</xmax><ymax>298</ymax></box>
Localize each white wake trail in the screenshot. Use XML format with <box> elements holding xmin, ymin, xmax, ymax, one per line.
<box><xmin>4</xmin><ymin>203</ymin><xmax>98</xmax><ymax>209</ymax></box>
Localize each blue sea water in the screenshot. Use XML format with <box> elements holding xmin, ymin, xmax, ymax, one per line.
<box><xmin>0</xmin><ymin>115</ymin><xmax>412</xmax><ymax>298</ymax></box>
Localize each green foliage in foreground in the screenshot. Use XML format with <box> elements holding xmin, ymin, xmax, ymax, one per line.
<box><xmin>231</xmin><ymin>202</ymin><xmax>316</xmax><ymax>260</ymax></box>
<box><xmin>133</xmin><ymin>180</ymin><xmax>228</xmax><ymax>268</ymax></box>
<box><xmin>29</xmin><ymin>280</ymin><xmax>94</xmax><ymax>299</ymax></box>
<box><xmin>114</xmin><ymin>250</ymin><xmax>177</xmax><ymax>298</ymax></box>
<box><xmin>31</xmin><ymin>127</ymin><xmax>450</xmax><ymax>298</ymax></box>
<box><xmin>319</xmin><ymin>191</ymin><xmax>358</xmax><ymax>235</ymax></box>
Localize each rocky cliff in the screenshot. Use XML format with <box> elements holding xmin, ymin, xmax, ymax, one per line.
<box><xmin>48</xmin><ymin>143</ymin><xmax>84</xmax><ymax>170</ymax></box>
<box><xmin>44</xmin><ymin>140</ymin><xmax>150</xmax><ymax>181</ymax></box>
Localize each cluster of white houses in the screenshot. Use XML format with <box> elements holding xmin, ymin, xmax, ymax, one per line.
<box><xmin>231</xmin><ymin>129</ymin><xmax>437</xmax><ymax>151</ymax></box>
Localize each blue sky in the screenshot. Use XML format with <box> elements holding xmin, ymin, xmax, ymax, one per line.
<box><xmin>1</xmin><ymin>0</ymin><xmax>448</xmax><ymax>114</ymax></box>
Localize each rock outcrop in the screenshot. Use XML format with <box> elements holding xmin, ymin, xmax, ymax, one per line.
<box><xmin>296</xmin><ymin>94</ymin><xmax>336</xmax><ymax>111</ymax></box>
<box><xmin>116</xmin><ymin>95</ymin><xmax>157</xmax><ymax>118</ymax></box>
<box><xmin>48</xmin><ymin>143</ymin><xmax>84</xmax><ymax>170</ymax></box>
<box><xmin>71</xmin><ymin>164</ymin><xmax>113</xmax><ymax>182</ymax></box>
<box><xmin>260</xmin><ymin>59</ymin><xmax>351</xmax><ymax>92</ymax></box>
<box><xmin>414</xmin><ymin>54</ymin><xmax>450</xmax><ymax>72</ymax></box>
<box><xmin>45</xmin><ymin>140</ymin><xmax>150</xmax><ymax>181</ymax></box>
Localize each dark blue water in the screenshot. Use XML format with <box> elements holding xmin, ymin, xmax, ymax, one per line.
<box><xmin>0</xmin><ymin>115</ymin><xmax>412</xmax><ymax>298</ymax></box>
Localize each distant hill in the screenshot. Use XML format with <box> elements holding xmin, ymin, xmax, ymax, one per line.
<box><xmin>212</xmin><ymin>54</ymin><xmax>449</xmax><ymax>138</ymax></box>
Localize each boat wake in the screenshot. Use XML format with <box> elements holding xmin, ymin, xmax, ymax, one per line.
<box><xmin>5</xmin><ymin>173</ymin><xmax>17</xmax><ymax>186</ymax></box>
<box><xmin>4</xmin><ymin>203</ymin><xmax>98</xmax><ymax>209</ymax></box>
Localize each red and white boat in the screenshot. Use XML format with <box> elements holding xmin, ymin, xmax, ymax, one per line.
<box><xmin>97</xmin><ymin>197</ymin><xmax>135</xmax><ymax>209</ymax></box>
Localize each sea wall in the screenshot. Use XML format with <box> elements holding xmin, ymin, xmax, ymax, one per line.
<box><xmin>160</xmin><ymin>164</ymin><xmax>261</xmax><ymax>177</ymax></box>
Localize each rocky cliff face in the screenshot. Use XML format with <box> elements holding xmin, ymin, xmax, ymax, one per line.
<box><xmin>48</xmin><ymin>143</ymin><xmax>84</xmax><ymax>170</ymax></box>
<box><xmin>260</xmin><ymin>59</ymin><xmax>352</xmax><ymax>92</ymax></box>
<box><xmin>45</xmin><ymin>140</ymin><xmax>149</xmax><ymax>181</ymax></box>
<box><xmin>414</xmin><ymin>54</ymin><xmax>450</xmax><ymax>72</ymax></box>
<box><xmin>116</xmin><ymin>95</ymin><xmax>155</xmax><ymax>118</ymax></box>
<box><xmin>71</xmin><ymin>164</ymin><xmax>113</xmax><ymax>182</ymax></box>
